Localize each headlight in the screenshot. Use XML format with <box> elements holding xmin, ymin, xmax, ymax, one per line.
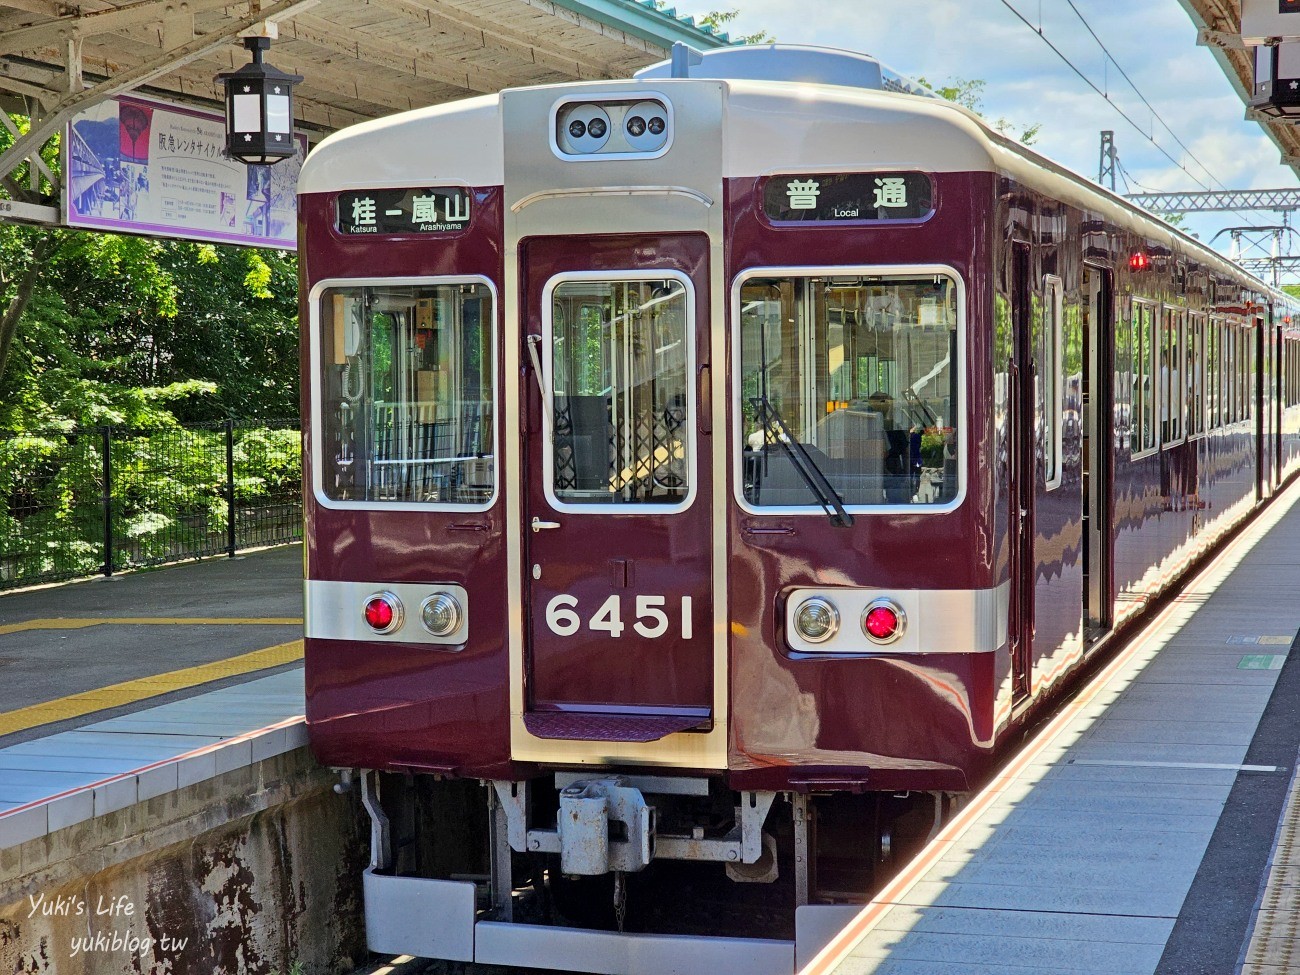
<box><xmin>421</xmin><ymin>592</ymin><xmax>463</xmax><ymax>637</ymax></box>
<box><xmin>558</xmin><ymin>103</ymin><xmax>611</xmax><ymax>154</ymax></box>
<box><xmin>793</xmin><ymin>597</ymin><xmax>839</xmax><ymax>644</ymax></box>
<box><xmin>623</xmin><ymin>99</ymin><xmax>669</xmax><ymax>152</ymax></box>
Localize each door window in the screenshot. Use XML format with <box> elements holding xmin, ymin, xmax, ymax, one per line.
<box><xmin>545</xmin><ymin>275</ymin><xmax>693</xmax><ymax>509</ymax></box>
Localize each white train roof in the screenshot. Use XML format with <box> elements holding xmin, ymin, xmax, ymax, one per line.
<box><xmin>296</xmin><ymin>51</ymin><xmax>1273</xmax><ymax>298</ymax></box>
<box><xmin>634</xmin><ymin>43</ymin><xmax>937</xmax><ymax>99</ymax></box>
<box><xmin>299</xmin><ymin>93</ymin><xmax>505</xmax><ymax>193</ymax></box>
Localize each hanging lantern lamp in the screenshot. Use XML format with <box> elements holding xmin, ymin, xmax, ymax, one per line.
<box><xmin>216</xmin><ymin>36</ymin><xmax>302</xmax><ymax>165</ymax></box>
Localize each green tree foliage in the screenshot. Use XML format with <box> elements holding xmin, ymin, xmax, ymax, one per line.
<box><xmin>646</xmin><ymin>3</ymin><xmax>773</xmax><ymax>44</ymax></box>
<box><xmin>0</xmin><ymin>112</ymin><xmax>302</xmax><ymax>585</ymax></box>
<box><xmin>0</xmin><ymin>224</ymin><xmax>299</xmax><ymax>430</ymax></box>
<box><xmin>699</xmin><ymin>9</ymin><xmax>773</xmax><ymax>44</ymax></box>
<box><xmin>917</xmin><ymin>76</ymin><xmax>1042</xmax><ymax>146</ymax></box>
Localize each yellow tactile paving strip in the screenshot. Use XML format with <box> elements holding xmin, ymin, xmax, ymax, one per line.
<box><xmin>0</xmin><ymin>616</ymin><xmax>302</xmax><ymax>636</ymax></box>
<box><xmin>0</xmin><ymin>618</ymin><xmax>304</xmax><ymax>737</ymax></box>
<box><xmin>1243</xmin><ymin>768</ymin><xmax>1300</xmax><ymax>974</ymax></box>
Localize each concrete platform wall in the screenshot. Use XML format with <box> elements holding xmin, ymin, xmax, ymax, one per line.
<box><xmin>0</xmin><ymin>748</ymin><xmax>367</xmax><ymax>975</ymax></box>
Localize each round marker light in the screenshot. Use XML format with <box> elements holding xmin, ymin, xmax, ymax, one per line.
<box><xmin>363</xmin><ymin>592</ymin><xmax>403</xmax><ymax>634</ymax></box>
<box><xmin>622</xmin><ymin>100</ymin><xmax>669</xmax><ymax>153</ymax></box>
<box><xmin>793</xmin><ymin>597</ymin><xmax>840</xmax><ymax>644</ymax></box>
<box><xmin>559</xmin><ymin>103</ymin><xmax>611</xmax><ymax>153</ymax></box>
<box><xmin>421</xmin><ymin>592</ymin><xmax>463</xmax><ymax>638</ymax></box>
<box><xmin>862</xmin><ymin>599</ymin><xmax>906</xmax><ymax>645</ymax></box>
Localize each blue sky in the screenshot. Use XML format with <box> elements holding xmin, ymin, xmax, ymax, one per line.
<box><xmin>699</xmin><ymin>0</ymin><xmax>1299</xmax><ymax>268</ymax></box>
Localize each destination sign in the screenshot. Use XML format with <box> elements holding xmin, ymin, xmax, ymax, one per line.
<box><xmin>336</xmin><ymin>187</ymin><xmax>472</xmax><ymax>235</ymax></box>
<box><xmin>763</xmin><ymin>172</ymin><xmax>933</xmax><ymax>223</ymax></box>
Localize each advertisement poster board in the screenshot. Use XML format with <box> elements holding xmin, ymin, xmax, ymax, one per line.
<box><xmin>65</xmin><ymin>94</ymin><xmax>306</xmax><ymax>249</ymax></box>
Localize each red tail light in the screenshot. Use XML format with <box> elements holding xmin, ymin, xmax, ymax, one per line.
<box><xmin>363</xmin><ymin>593</ymin><xmax>403</xmax><ymax>634</ymax></box>
<box><xmin>862</xmin><ymin>599</ymin><xmax>906</xmax><ymax>645</ymax></box>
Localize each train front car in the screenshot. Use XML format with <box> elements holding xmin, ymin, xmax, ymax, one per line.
<box><xmin>298</xmin><ymin>47</ymin><xmax>1022</xmax><ymax>973</ymax></box>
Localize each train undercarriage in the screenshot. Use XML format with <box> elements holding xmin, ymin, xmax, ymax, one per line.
<box><xmin>351</xmin><ymin>769</ymin><xmax>958</xmax><ymax>972</ymax></box>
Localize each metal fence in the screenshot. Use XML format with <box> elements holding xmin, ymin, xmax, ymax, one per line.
<box><xmin>0</xmin><ymin>419</ymin><xmax>302</xmax><ymax>591</ymax></box>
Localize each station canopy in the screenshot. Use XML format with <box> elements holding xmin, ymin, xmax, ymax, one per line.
<box><xmin>1180</xmin><ymin>0</ymin><xmax>1300</xmax><ymax>177</ymax></box>
<box><xmin>0</xmin><ymin>0</ymin><xmax>730</xmax><ymax>226</ymax></box>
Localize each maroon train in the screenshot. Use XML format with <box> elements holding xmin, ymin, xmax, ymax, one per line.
<box><xmin>297</xmin><ymin>44</ymin><xmax>1300</xmax><ymax>973</ymax></box>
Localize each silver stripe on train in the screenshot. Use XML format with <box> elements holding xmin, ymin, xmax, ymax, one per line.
<box><xmin>783</xmin><ymin>584</ymin><xmax>1010</xmax><ymax>655</ymax></box>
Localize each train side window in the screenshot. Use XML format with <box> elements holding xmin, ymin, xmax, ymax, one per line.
<box><xmin>1131</xmin><ymin>300</ymin><xmax>1157</xmax><ymax>457</ymax></box>
<box><xmin>1289</xmin><ymin>338</ymin><xmax>1294</xmax><ymax>406</ymax></box>
<box><xmin>1233</xmin><ymin>323</ymin><xmax>1243</xmax><ymax>424</ymax></box>
<box><xmin>1160</xmin><ymin>307</ymin><xmax>1185</xmax><ymax>446</ymax></box>
<box><xmin>1210</xmin><ymin>318</ymin><xmax>1224</xmax><ymax>429</ymax></box>
<box><xmin>1188</xmin><ymin>314</ymin><xmax>1205</xmax><ymax>438</ymax></box>
<box><xmin>1247</xmin><ymin>325</ymin><xmax>1253</xmax><ymax>421</ymax></box>
<box><xmin>1238</xmin><ymin>324</ymin><xmax>1245</xmax><ymax>422</ymax></box>
<box><xmin>1216</xmin><ymin>322</ymin><xmax>1227</xmax><ymax>426</ymax></box>
<box><xmin>314</xmin><ymin>279</ymin><xmax>496</xmax><ymax>508</ymax></box>
<box><xmin>736</xmin><ymin>269</ymin><xmax>962</xmax><ymax>510</ymax></box>
<box><xmin>1206</xmin><ymin>320</ymin><xmax>1216</xmax><ymax>430</ymax></box>
<box><xmin>1043</xmin><ymin>276</ymin><xmax>1064</xmax><ymax>490</ymax></box>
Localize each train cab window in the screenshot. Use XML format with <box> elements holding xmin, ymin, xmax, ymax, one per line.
<box><xmin>736</xmin><ymin>270</ymin><xmax>961</xmax><ymax>509</ymax></box>
<box><xmin>316</xmin><ymin>280</ymin><xmax>495</xmax><ymax>507</ymax></box>
<box><xmin>544</xmin><ymin>276</ymin><xmax>692</xmax><ymax>509</ymax></box>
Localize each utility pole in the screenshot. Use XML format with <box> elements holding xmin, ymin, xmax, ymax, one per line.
<box><xmin>1098</xmin><ymin>130</ymin><xmax>1117</xmax><ymax>192</ymax></box>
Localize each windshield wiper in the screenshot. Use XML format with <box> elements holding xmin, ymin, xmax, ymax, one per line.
<box><xmin>902</xmin><ymin>387</ymin><xmax>938</xmax><ymax>428</ymax></box>
<box><xmin>750</xmin><ymin>396</ymin><xmax>853</xmax><ymax>528</ymax></box>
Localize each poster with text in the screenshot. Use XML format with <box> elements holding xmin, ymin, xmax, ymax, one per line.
<box><xmin>65</xmin><ymin>94</ymin><xmax>306</xmax><ymax>249</ymax></box>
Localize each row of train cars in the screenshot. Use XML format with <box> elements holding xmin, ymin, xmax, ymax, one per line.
<box><xmin>296</xmin><ymin>45</ymin><xmax>1300</xmax><ymax>973</ymax></box>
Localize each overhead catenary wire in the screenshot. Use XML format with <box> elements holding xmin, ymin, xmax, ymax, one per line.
<box><xmin>1062</xmin><ymin>0</ymin><xmax>1230</xmax><ymax>193</ymax></box>
<box><xmin>996</xmin><ymin>0</ymin><xmax>1268</xmax><ymax>234</ymax></box>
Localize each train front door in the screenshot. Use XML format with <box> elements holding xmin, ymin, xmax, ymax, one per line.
<box><xmin>520</xmin><ymin>234</ymin><xmax>714</xmax><ymax>740</ymax></box>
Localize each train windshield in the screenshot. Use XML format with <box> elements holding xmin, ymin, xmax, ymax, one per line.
<box><xmin>738</xmin><ymin>272</ymin><xmax>960</xmax><ymax>509</ymax></box>
<box><xmin>317</xmin><ymin>280</ymin><xmax>495</xmax><ymax>507</ymax></box>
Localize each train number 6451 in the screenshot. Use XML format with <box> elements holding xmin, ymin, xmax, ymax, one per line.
<box><xmin>545</xmin><ymin>594</ymin><xmax>694</xmax><ymax>640</ymax></box>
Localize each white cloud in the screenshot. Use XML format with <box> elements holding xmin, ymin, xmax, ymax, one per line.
<box><xmin>682</xmin><ymin>0</ymin><xmax>1300</xmax><ymax>256</ymax></box>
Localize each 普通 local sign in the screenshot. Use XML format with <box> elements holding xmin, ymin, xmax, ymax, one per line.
<box><xmin>65</xmin><ymin>94</ymin><xmax>306</xmax><ymax>249</ymax></box>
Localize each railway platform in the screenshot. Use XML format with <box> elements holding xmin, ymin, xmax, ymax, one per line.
<box><xmin>804</xmin><ymin>482</ymin><xmax>1300</xmax><ymax>975</ymax></box>
<box><xmin>0</xmin><ymin>546</ymin><xmax>306</xmax><ymax>844</ymax></box>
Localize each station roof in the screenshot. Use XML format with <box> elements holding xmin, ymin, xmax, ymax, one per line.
<box><xmin>0</xmin><ymin>0</ymin><xmax>731</xmax><ymax>211</ymax></box>
<box><xmin>1178</xmin><ymin>0</ymin><xmax>1300</xmax><ymax>178</ymax></box>
<box><xmin>0</xmin><ymin>0</ymin><xmax>729</xmax><ymax>135</ymax></box>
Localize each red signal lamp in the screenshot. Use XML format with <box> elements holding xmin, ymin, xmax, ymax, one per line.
<box><xmin>861</xmin><ymin>598</ymin><xmax>906</xmax><ymax>645</ymax></box>
<box><xmin>363</xmin><ymin>592</ymin><xmax>404</xmax><ymax>634</ymax></box>
<box><xmin>1129</xmin><ymin>252</ymin><xmax>1150</xmax><ymax>272</ymax></box>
